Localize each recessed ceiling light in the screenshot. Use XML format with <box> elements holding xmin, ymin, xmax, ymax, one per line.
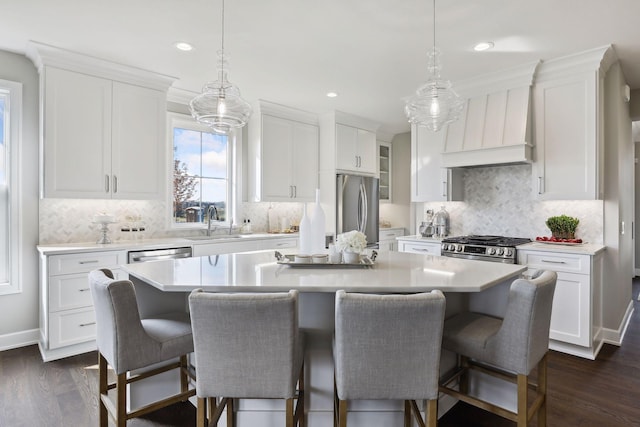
<box><xmin>326</xmin><ymin>92</ymin><xmax>338</xmax><ymax>98</ymax></box>
<box><xmin>174</xmin><ymin>42</ymin><xmax>194</xmax><ymax>52</ymax></box>
<box><xmin>474</xmin><ymin>42</ymin><xmax>494</xmax><ymax>52</ymax></box>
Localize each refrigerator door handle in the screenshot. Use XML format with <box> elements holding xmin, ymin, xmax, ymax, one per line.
<box><xmin>356</xmin><ymin>183</ymin><xmax>362</xmax><ymax>232</ymax></box>
<box><xmin>361</xmin><ymin>182</ymin><xmax>368</xmax><ymax>234</ymax></box>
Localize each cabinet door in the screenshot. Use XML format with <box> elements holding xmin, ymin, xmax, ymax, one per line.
<box><xmin>356</xmin><ymin>128</ymin><xmax>377</xmax><ymax>174</ymax></box>
<box><xmin>111</xmin><ymin>82</ymin><xmax>166</xmax><ymax>199</ymax></box>
<box><xmin>43</xmin><ymin>67</ymin><xmax>112</xmax><ymax>198</ymax></box>
<box><xmin>335</xmin><ymin>123</ymin><xmax>359</xmax><ymax>171</ymax></box>
<box><xmin>291</xmin><ymin>122</ymin><xmax>319</xmax><ymax>201</ymax></box>
<box><xmin>378</xmin><ymin>142</ymin><xmax>391</xmax><ymax>202</ymax></box>
<box><xmin>411</xmin><ymin>124</ymin><xmax>463</xmax><ymax>202</ymax></box>
<box><xmin>549</xmin><ymin>271</ymin><xmax>591</xmax><ymax>346</ymax></box>
<box><xmin>261</xmin><ymin>115</ymin><xmax>294</xmax><ymax>200</ymax></box>
<box><xmin>532</xmin><ymin>72</ymin><xmax>599</xmax><ymax>200</ymax></box>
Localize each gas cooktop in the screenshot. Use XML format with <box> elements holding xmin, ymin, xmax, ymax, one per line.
<box><xmin>442</xmin><ymin>235</ymin><xmax>532</xmax><ymax>247</ymax></box>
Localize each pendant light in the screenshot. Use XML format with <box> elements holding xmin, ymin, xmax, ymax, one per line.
<box><xmin>189</xmin><ymin>0</ymin><xmax>252</xmax><ymax>134</ymax></box>
<box><xmin>404</xmin><ymin>0</ymin><xmax>464</xmax><ymax>132</ymax></box>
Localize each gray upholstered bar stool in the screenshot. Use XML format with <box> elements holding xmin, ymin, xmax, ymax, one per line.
<box><xmin>88</xmin><ymin>269</ymin><xmax>195</xmax><ymax>427</ymax></box>
<box><xmin>439</xmin><ymin>270</ymin><xmax>557</xmax><ymax>427</ymax></box>
<box><xmin>333</xmin><ymin>290</ymin><xmax>446</xmax><ymax>427</ymax></box>
<box><xmin>188</xmin><ymin>289</ymin><xmax>305</xmax><ymax>427</ymax></box>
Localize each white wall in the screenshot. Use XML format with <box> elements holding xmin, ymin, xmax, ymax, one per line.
<box><xmin>0</xmin><ymin>51</ymin><xmax>39</xmax><ymax>344</ymax></box>
<box><xmin>603</xmin><ymin>61</ymin><xmax>634</xmax><ymax>331</ymax></box>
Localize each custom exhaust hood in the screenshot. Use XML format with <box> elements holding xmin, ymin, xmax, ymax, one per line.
<box><xmin>440</xmin><ymin>61</ymin><xmax>540</xmax><ymax>168</ymax></box>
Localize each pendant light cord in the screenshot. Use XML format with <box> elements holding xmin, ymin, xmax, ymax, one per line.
<box><xmin>220</xmin><ymin>0</ymin><xmax>225</xmax><ymax>83</ymax></box>
<box><xmin>432</xmin><ymin>0</ymin><xmax>436</xmax><ymax>57</ymax></box>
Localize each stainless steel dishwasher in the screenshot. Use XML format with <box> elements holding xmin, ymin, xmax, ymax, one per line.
<box><xmin>127</xmin><ymin>246</ymin><xmax>192</xmax><ymax>263</ymax></box>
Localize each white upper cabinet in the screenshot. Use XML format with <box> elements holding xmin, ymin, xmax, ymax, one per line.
<box><xmin>27</xmin><ymin>42</ymin><xmax>175</xmax><ymax>200</ymax></box>
<box><xmin>335</xmin><ymin>123</ymin><xmax>377</xmax><ymax>174</ymax></box>
<box><xmin>248</xmin><ymin>101</ymin><xmax>319</xmax><ymax>202</ymax></box>
<box><xmin>411</xmin><ymin>124</ymin><xmax>463</xmax><ymax>202</ymax></box>
<box><xmin>532</xmin><ymin>46</ymin><xmax>615</xmax><ymax>200</ymax></box>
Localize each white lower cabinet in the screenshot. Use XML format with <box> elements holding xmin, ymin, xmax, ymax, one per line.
<box><xmin>398</xmin><ymin>238</ymin><xmax>442</xmax><ymax>256</ymax></box>
<box><xmin>192</xmin><ymin>236</ymin><xmax>298</xmax><ymax>257</ymax></box>
<box><xmin>517</xmin><ymin>247</ymin><xmax>603</xmax><ymax>359</ymax></box>
<box><xmin>40</xmin><ymin>250</ymin><xmax>127</xmax><ymax>361</ymax></box>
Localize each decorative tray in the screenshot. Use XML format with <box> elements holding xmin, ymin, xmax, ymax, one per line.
<box><xmin>536</xmin><ymin>240</ymin><xmax>585</xmax><ymax>246</ymax></box>
<box><xmin>274</xmin><ymin>251</ymin><xmax>377</xmax><ymax>268</ymax></box>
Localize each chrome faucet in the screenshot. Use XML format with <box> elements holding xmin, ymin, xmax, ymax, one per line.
<box><xmin>207</xmin><ymin>205</ymin><xmax>219</xmax><ymax>236</ymax></box>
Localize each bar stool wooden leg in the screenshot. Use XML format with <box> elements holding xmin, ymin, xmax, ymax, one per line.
<box><xmin>517</xmin><ymin>374</ymin><xmax>528</xmax><ymax>427</ymax></box>
<box><xmin>196</xmin><ymin>397</ymin><xmax>207</xmax><ymax>427</ymax></box>
<box><xmin>226</xmin><ymin>398</ymin><xmax>234</xmax><ymax>427</ymax></box>
<box><xmin>403</xmin><ymin>400</ymin><xmax>412</xmax><ymax>427</ymax></box>
<box><xmin>116</xmin><ymin>373</ymin><xmax>127</xmax><ymax>427</ymax></box>
<box><xmin>98</xmin><ymin>354</ymin><xmax>108</xmax><ymax>427</ymax></box>
<box><xmin>426</xmin><ymin>399</ymin><xmax>437</xmax><ymax>427</ymax></box>
<box><xmin>538</xmin><ymin>355</ymin><xmax>548</xmax><ymax>427</ymax></box>
<box><xmin>338</xmin><ymin>399</ymin><xmax>347</xmax><ymax>427</ymax></box>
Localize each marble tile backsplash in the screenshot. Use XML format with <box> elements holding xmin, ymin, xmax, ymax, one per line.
<box><xmin>420</xmin><ymin>164</ymin><xmax>603</xmax><ymax>244</ymax></box>
<box><xmin>38</xmin><ymin>198</ymin><xmax>308</xmax><ymax>244</ymax></box>
<box><xmin>39</xmin><ymin>164</ymin><xmax>603</xmax><ymax>245</ymax></box>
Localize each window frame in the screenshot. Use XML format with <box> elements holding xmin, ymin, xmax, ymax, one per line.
<box><xmin>166</xmin><ymin>112</ymin><xmax>237</xmax><ymax>230</ymax></box>
<box><xmin>0</xmin><ymin>79</ymin><xmax>23</xmax><ymax>296</ymax></box>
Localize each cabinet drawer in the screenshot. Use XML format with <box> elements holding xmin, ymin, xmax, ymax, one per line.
<box><xmin>261</xmin><ymin>238</ymin><xmax>298</xmax><ymax>250</ymax></box>
<box><xmin>518</xmin><ymin>251</ymin><xmax>590</xmax><ymax>274</ymax></box>
<box><xmin>379</xmin><ymin>228</ymin><xmax>404</xmax><ymax>240</ymax></box>
<box><xmin>48</xmin><ymin>307</ymin><xmax>96</xmax><ymax>349</ymax></box>
<box><xmin>399</xmin><ymin>242</ymin><xmax>442</xmax><ymax>256</ymax></box>
<box><xmin>49</xmin><ymin>251</ymin><xmax>125</xmax><ymax>275</ymax></box>
<box><xmin>49</xmin><ymin>274</ymin><xmax>94</xmax><ymax>312</ymax></box>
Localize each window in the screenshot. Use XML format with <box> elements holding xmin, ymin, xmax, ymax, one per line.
<box><xmin>170</xmin><ymin>113</ymin><xmax>234</xmax><ymax>228</ymax></box>
<box><xmin>0</xmin><ymin>79</ymin><xmax>22</xmax><ymax>295</ymax></box>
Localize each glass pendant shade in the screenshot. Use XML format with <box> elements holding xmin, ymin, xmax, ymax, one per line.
<box><xmin>190</xmin><ymin>51</ymin><xmax>252</xmax><ymax>135</ymax></box>
<box><xmin>405</xmin><ymin>48</ymin><xmax>464</xmax><ymax>132</ymax></box>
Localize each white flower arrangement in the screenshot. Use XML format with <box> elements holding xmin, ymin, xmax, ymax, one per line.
<box><xmin>335</xmin><ymin>230</ymin><xmax>367</xmax><ymax>253</ymax></box>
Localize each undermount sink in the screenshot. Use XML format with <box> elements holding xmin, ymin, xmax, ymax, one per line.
<box><xmin>186</xmin><ymin>235</ymin><xmax>244</xmax><ymax>241</ymax></box>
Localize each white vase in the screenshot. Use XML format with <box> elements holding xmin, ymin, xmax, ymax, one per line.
<box><xmin>298</xmin><ymin>203</ymin><xmax>312</xmax><ymax>255</ymax></box>
<box><xmin>310</xmin><ymin>189</ymin><xmax>326</xmax><ymax>253</ymax></box>
<box><xmin>342</xmin><ymin>251</ymin><xmax>361</xmax><ymax>264</ymax></box>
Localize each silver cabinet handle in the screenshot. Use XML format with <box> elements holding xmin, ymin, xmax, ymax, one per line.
<box><xmin>293</xmin><ymin>186</ymin><xmax>297</xmax><ymax>198</ymax></box>
<box><xmin>442</xmin><ymin>181</ymin><xmax>447</xmax><ymax>198</ymax></box>
<box><xmin>113</xmin><ymin>175</ymin><xmax>118</xmax><ymax>193</ymax></box>
<box><xmin>413</xmin><ymin>248</ymin><xmax>431</xmax><ymax>252</ymax></box>
<box><xmin>78</xmin><ymin>260</ymin><xmax>99</xmax><ymax>265</ymax></box>
<box><xmin>105</xmin><ymin>175</ymin><xmax>110</xmax><ymax>193</ymax></box>
<box><xmin>355</xmin><ymin>155</ymin><xmax>359</xmax><ymax>168</ymax></box>
<box><xmin>79</xmin><ymin>322</ymin><xmax>96</xmax><ymax>327</ymax></box>
<box><xmin>541</xmin><ymin>259</ymin><xmax>566</xmax><ymax>264</ymax></box>
<box><xmin>538</xmin><ymin>176</ymin><xmax>543</xmax><ymax>195</ymax></box>
<box><xmin>289</xmin><ymin>186</ymin><xmax>293</xmax><ymax>198</ymax></box>
<box><xmin>79</xmin><ymin>288</ymin><xmax>91</xmax><ymax>292</ymax></box>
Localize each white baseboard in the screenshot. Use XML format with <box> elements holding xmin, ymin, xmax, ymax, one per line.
<box><xmin>602</xmin><ymin>300</ymin><xmax>634</xmax><ymax>346</ymax></box>
<box><xmin>0</xmin><ymin>328</ymin><xmax>39</xmax><ymax>352</ymax></box>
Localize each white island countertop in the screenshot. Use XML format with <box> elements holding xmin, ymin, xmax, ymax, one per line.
<box><xmin>121</xmin><ymin>250</ymin><xmax>526</xmax><ymax>293</ymax></box>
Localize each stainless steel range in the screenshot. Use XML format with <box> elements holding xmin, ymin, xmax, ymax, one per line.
<box><xmin>441</xmin><ymin>235</ymin><xmax>531</xmax><ymax>264</ymax></box>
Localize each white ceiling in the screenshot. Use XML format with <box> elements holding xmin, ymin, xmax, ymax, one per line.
<box><xmin>2</xmin><ymin>0</ymin><xmax>640</xmax><ymax>135</ymax></box>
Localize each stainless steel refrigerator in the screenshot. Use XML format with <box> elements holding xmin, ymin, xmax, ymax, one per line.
<box><xmin>336</xmin><ymin>174</ymin><xmax>379</xmax><ymax>248</ymax></box>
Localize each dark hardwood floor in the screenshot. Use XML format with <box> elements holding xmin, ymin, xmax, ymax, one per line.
<box><xmin>1</xmin><ymin>280</ymin><xmax>639</xmax><ymax>426</ymax></box>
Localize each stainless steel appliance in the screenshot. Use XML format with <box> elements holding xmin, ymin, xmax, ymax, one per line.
<box><xmin>127</xmin><ymin>247</ymin><xmax>192</xmax><ymax>263</ymax></box>
<box><xmin>441</xmin><ymin>235</ymin><xmax>531</xmax><ymax>264</ymax></box>
<box><xmin>336</xmin><ymin>174</ymin><xmax>379</xmax><ymax>248</ymax></box>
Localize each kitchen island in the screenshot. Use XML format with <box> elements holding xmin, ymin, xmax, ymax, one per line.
<box><xmin>121</xmin><ymin>250</ymin><xmax>526</xmax><ymax>426</ymax></box>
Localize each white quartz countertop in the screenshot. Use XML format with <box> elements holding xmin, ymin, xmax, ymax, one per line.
<box><xmin>36</xmin><ymin>233</ymin><xmax>298</xmax><ymax>255</ymax></box>
<box><xmin>121</xmin><ymin>250</ymin><xmax>526</xmax><ymax>293</ymax></box>
<box><xmin>518</xmin><ymin>241</ymin><xmax>605</xmax><ymax>256</ymax></box>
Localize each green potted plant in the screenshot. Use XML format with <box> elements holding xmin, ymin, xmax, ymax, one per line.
<box><xmin>545</xmin><ymin>215</ymin><xmax>579</xmax><ymax>239</ymax></box>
